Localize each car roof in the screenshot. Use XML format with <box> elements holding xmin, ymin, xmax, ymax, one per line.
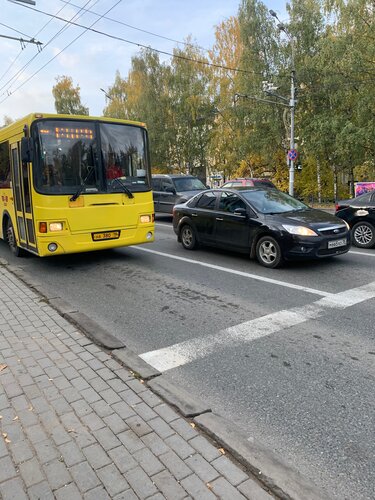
<box><xmin>152</xmin><ymin>174</ymin><xmax>197</xmax><ymax>178</ymax></box>
<box><xmin>223</xmin><ymin>178</ymin><xmax>271</xmax><ymax>182</ymax></box>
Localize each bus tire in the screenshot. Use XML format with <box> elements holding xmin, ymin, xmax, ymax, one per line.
<box><xmin>6</xmin><ymin>219</ymin><xmax>25</xmax><ymax>257</ymax></box>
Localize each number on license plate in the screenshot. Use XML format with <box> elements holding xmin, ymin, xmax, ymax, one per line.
<box><xmin>328</xmin><ymin>238</ymin><xmax>346</xmax><ymax>249</ymax></box>
<box><xmin>92</xmin><ymin>231</ymin><xmax>120</xmax><ymax>241</ymax></box>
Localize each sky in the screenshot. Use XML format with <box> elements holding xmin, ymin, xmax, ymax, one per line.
<box><xmin>1</xmin><ymin>0</ymin><xmax>286</xmax><ymax>122</ymax></box>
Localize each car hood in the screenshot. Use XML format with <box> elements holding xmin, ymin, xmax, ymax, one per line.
<box><xmin>266</xmin><ymin>208</ymin><xmax>346</xmax><ymax>229</ymax></box>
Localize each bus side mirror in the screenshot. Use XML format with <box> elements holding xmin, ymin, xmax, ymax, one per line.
<box><xmin>21</xmin><ymin>137</ymin><xmax>34</xmax><ymax>163</ymax></box>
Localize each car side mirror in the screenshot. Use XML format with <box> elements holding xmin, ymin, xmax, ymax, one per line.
<box><xmin>21</xmin><ymin>137</ymin><xmax>34</xmax><ymax>163</ymax></box>
<box><xmin>234</xmin><ymin>207</ymin><xmax>247</xmax><ymax>217</ymax></box>
<box><xmin>166</xmin><ymin>187</ymin><xmax>176</xmax><ymax>194</ymax></box>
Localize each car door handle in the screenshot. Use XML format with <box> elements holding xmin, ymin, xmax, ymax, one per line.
<box><xmin>191</xmin><ymin>213</ymin><xmax>198</xmax><ymax>217</ymax></box>
<box><xmin>216</xmin><ymin>217</ymin><xmax>224</xmax><ymax>221</ymax></box>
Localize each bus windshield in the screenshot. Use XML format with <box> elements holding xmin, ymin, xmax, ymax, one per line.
<box><xmin>33</xmin><ymin>119</ymin><xmax>150</xmax><ymax>195</ymax></box>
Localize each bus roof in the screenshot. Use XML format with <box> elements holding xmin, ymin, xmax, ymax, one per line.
<box><xmin>1</xmin><ymin>113</ymin><xmax>147</xmax><ymax>134</ymax></box>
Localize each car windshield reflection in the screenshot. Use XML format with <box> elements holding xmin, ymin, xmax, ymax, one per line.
<box><xmin>241</xmin><ymin>189</ymin><xmax>308</xmax><ymax>214</ymax></box>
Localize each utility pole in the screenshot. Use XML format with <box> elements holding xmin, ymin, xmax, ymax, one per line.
<box><xmin>270</xmin><ymin>10</ymin><xmax>296</xmax><ymax>197</ymax></box>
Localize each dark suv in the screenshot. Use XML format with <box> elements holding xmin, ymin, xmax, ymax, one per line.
<box><xmin>151</xmin><ymin>174</ymin><xmax>206</xmax><ymax>214</ymax></box>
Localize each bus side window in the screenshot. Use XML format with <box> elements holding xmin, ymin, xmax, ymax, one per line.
<box><xmin>0</xmin><ymin>141</ymin><xmax>11</xmax><ymax>188</ymax></box>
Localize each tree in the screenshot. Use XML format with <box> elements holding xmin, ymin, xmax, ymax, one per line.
<box><xmin>52</xmin><ymin>76</ymin><xmax>89</xmax><ymax>115</ymax></box>
<box><xmin>1</xmin><ymin>116</ymin><xmax>14</xmax><ymax>128</ymax></box>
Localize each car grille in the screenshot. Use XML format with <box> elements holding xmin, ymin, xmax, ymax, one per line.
<box><xmin>317</xmin><ymin>225</ymin><xmax>347</xmax><ymax>236</ymax></box>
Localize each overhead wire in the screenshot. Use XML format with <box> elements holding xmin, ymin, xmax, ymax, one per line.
<box><xmin>0</xmin><ymin>0</ymin><xmax>122</xmax><ymax>104</ymax></box>
<box><xmin>2</xmin><ymin>3</ymin><xmax>266</xmax><ymax>79</ymax></box>
<box><xmin>0</xmin><ymin>0</ymin><xmax>99</xmax><ymax>94</ymax></box>
<box><xmin>57</xmin><ymin>0</ymin><xmax>209</xmax><ymax>52</ymax></box>
<box><xmin>0</xmin><ymin>0</ymin><xmax>75</xmax><ymax>85</ymax></box>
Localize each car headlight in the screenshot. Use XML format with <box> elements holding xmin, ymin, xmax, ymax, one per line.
<box><xmin>282</xmin><ymin>224</ymin><xmax>318</xmax><ymax>237</ymax></box>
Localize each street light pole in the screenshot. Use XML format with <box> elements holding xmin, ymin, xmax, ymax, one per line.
<box><xmin>289</xmin><ymin>66</ymin><xmax>296</xmax><ymax>197</ymax></box>
<box><xmin>270</xmin><ymin>10</ymin><xmax>296</xmax><ymax>197</ymax></box>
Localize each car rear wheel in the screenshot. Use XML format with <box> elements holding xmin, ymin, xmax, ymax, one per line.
<box><xmin>180</xmin><ymin>224</ymin><xmax>198</xmax><ymax>250</ymax></box>
<box><xmin>256</xmin><ymin>235</ymin><xmax>283</xmax><ymax>268</ymax></box>
<box><xmin>352</xmin><ymin>221</ymin><xmax>375</xmax><ymax>248</ymax></box>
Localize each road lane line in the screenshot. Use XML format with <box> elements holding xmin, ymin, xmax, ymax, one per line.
<box><xmin>140</xmin><ymin>280</ymin><xmax>375</xmax><ymax>372</ymax></box>
<box><xmin>133</xmin><ymin>246</ymin><xmax>333</xmax><ymax>297</ymax></box>
<box><xmin>349</xmin><ymin>250</ymin><xmax>375</xmax><ymax>257</ymax></box>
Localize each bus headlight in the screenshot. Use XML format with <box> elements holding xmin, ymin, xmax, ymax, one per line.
<box><xmin>140</xmin><ymin>215</ymin><xmax>151</xmax><ymax>223</ymax></box>
<box><xmin>49</xmin><ymin>222</ymin><xmax>63</xmax><ymax>231</ymax></box>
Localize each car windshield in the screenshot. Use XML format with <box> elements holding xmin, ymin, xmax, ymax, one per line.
<box><xmin>33</xmin><ymin>119</ymin><xmax>150</xmax><ymax>195</ymax></box>
<box><xmin>241</xmin><ymin>189</ymin><xmax>308</xmax><ymax>214</ymax></box>
<box><xmin>173</xmin><ymin>177</ymin><xmax>206</xmax><ymax>192</ymax></box>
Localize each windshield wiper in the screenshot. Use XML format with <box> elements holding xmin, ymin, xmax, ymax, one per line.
<box><xmin>111</xmin><ymin>177</ymin><xmax>134</xmax><ymax>198</ymax></box>
<box><xmin>70</xmin><ymin>166</ymin><xmax>96</xmax><ymax>202</ymax></box>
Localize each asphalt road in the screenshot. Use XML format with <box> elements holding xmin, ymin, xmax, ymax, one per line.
<box><xmin>1</xmin><ymin>216</ymin><xmax>374</xmax><ymax>500</ymax></box>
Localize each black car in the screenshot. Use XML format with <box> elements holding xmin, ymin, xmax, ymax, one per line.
<box><xmin>173</xmin><ymin>188</ymin><xmax>351</xmax><ymax>268</ymax></box>
<box><xmin>151</xmin><ymin>174</ymin><xmax>207</xmax><ymax>214</ymax></box>
<box><xmin>335</xmin><ymin>191</ymin><xmax>375</xmax><ymax>248</ymax></box>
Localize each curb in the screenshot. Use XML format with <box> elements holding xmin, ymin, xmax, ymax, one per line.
<box><xmin>1</xmin><ymin>258</ymin><xmax>327</xmax><ymax>500</ymax></box>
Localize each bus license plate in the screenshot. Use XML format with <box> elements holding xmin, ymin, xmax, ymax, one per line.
<box><xmin>92</xmin><ymin>231</ymin><xmax>120</xmax><ymax>241</ymax></box>
<box><xmin>328</xmin><ymin>238</ymin><xmax>346</xmax><ymax>249</ymax></box>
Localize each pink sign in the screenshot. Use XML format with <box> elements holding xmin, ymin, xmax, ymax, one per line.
<box><xmin>355</xmin><ymin>182</ymin><xmax>375</xmax><ymax>197</ymax></box>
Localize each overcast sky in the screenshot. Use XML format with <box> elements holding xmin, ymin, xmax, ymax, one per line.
<box><xmin>1</xmin><ymin>0</ymin><xmax>286</xmax><ymax>122</ymax></box>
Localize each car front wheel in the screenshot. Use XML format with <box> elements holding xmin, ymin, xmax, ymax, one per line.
<box><xmin>180</xmin><ymin>224</ymin><xmax>198</xmax><ymax>250</ymax></box>
<box><xmin>352</xmin><ymin>221</ymin><xmax>375</xmax><ymax>248</ymax></box>
<box><xmin>256</xmin><ymin>235</ymin><xmax>283</xmax><ymax>268</ymax></box>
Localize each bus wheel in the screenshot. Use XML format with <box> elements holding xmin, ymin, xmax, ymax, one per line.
<box><xmin>6</xmin><ymin>219</ymin><xmax>24</xmax><ymax>257</ymax></box>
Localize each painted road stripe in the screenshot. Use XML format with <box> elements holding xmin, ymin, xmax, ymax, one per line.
<box><xmin>349</xmin><ymin>250</ymin><xmax>375</xmax><ymax>257</ymax></box>
<box><xmin>133</xmin><ymin>247</ymin><xmax>333</xmax><ymax>297</ymax></box>
<box><xmin>140</xmin><ymin>280</ymin><xmax>375</xmax><ymax>372</ymax></box>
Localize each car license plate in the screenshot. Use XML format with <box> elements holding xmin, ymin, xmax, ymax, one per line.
<box><xmin>328</xmin><ymin>238</ymin><xmax>347</xmax><ymax>249</ymax></box>
<box><xmin>92</xmin><ymin>231</ymin><xmax>120</xmax><ymax>241</ymax></box>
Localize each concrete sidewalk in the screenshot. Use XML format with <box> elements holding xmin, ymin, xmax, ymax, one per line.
<box><xmin>0</xmin><ymin>263</ymin><xmax>274</xmax><ymax>500</ymax></box>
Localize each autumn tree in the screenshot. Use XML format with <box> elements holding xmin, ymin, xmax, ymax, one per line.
<box><xmin>1</xmin><ymin>116</ymin><xmax>14</xmax><ymax>128</ymax></box>
<box><xmin>52</xmin><ymin>76</ymin><xmax>89</xmax><ymax>115</ymax></box>
<box><xmin>208</xmin><ymin>16</ymin><xmax>243</xmax><ymax>181</ymax></box>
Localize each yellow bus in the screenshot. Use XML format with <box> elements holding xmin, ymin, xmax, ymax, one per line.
<box><xmin>0</xmin><ymin>113</ymin><xmax>154</xmax><ymax>257</ymax></box>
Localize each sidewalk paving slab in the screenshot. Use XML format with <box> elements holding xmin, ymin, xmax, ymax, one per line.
<box><xmin>0</xmin><ymin>263</ymin><xmax>277</xmax><ymax>499</ymax></box>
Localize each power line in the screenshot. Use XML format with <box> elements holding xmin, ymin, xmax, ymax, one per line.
<box><xmin>57</xmin><ymin>0</ymin><xmax>209</xmax><ymax>52</ymax></box>
<box><xmin>0</xmin><ymin>21</ymin><xmax>34</xmax><ymax>39</ymax></box>
<box><xmin>0</xmin><ymin>0</ymin><xmax>122</xmax><ymax>104</ymax></box>
<box><xmin>0</xmin><ymin>0</ymin><xmax>99</xmax><ymax>94</ymax></box>
<box><xmin>5</xmin><ymin>3</ymin><xmax>265</xmax><ymax>77</ymax></box>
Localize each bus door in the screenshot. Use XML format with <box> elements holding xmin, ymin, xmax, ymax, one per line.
<box><xmin>10</xmin><ymin>142</ymin><xmax>37</xmax><ymax>252</ymax></box>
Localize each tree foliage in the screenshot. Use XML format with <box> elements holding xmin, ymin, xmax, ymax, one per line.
<box><xmin>96</xmin><ymin>0</ymin><xmax>375</xmax><ymax>199</ymax></box>
<box><xmin>52</xmin><ymin>76</ymin><xmax>89</xmax><ymax>115</ymax></box>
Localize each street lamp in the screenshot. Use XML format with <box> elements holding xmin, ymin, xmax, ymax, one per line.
<box><xmin>270</xmin><ymin>10</ymin><xmax>296</xmax><ymax>197</ymax></box>
<box><xmin>100</xmin><ymin>88</ymin><xmax>126</xmax><ymax>118</ymax></box>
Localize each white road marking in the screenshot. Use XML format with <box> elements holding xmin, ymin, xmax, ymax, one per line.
<box><xmin>140</xmin><ymin>280</ymin><xmax>375</xmax><ymax>372</ymax></box>
<box><xmin>133</xmin><ymin>246</ymin><xmax>333</xmax><ymax>297</ymax></box>
<box><xmin>349</xmin><ymin>250</ymin><xmax>375</xmax><ymax>257</ymax></box>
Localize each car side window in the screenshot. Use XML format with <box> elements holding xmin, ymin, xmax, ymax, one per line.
<box><xmin>196</xmin><ymin>191</ymin><xmax>217</xmax><ymax>210</ymax></box>
<box><xmin>219</xmin><ymin>192</ymin><xmax>247</xmax><ymax>213</ymax></box>
<box><xmin>151</xmin><ymin>178</ymin><xmax>161</xmax><ymax>190</ymax></box>
<box><xmin>161</xmin><ymin>179</ymin><xmax>174</xmax><ymax>192</ymax></box>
